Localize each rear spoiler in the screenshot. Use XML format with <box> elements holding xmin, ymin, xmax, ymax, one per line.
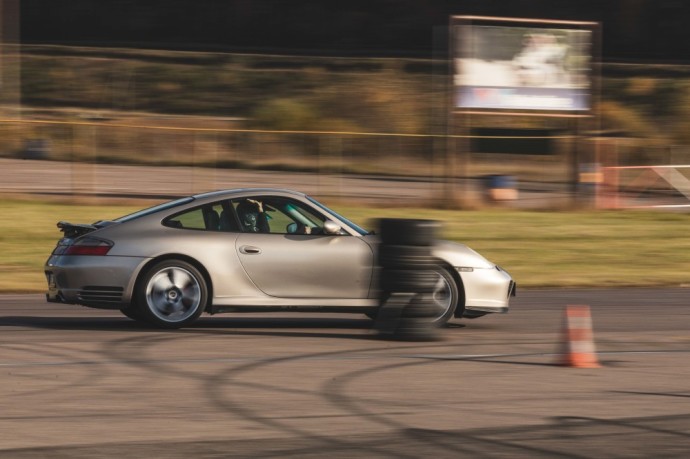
<box><xmin>57</xmin><ymin>221</ymin><xmax>98</xmax><ymax>238</ymax></box>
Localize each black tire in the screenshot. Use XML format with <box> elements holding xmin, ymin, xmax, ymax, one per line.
<box><xmin>135</xmin><ymin>259</ymin><xmax>208</xmax><ymax>329</ymax></box>
<box><xmin>364</xmin><ymin>310</ymin><xmax>379</xmax><ymax>320</ymax></box>
<box><xmin>378</xmin><ymin>219</ymin><xmax>439</xmax><ymax>246</ymax></box>
<box><xmin>401</xmin><ymin>298</ymin><xmax>438</xmax><ymax>319</ymax></box>
<box><xmin>376</xmin><ymin>267</ymin><xmax>459</xmax><ymax>325</ymax></box>
<box><xmin>377</xmin><ymin>245</ymin><xmax>435</xmax><ymax>269</ymax></box>
<box><xmin>392</xmin><ymin>317</ymin><xmax>443</xmax><ymax>341</ymax></box>
<box><xmin>380</xmin><ymin>269</ymin><xmax>439</xmax><ymax>293</ymax></box>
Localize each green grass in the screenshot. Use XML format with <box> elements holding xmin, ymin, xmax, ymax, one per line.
<box><xmin>0</xmin><ymin>199</ymin><xmax>140</xmax><ymax>293</ymax></box>
<box><xmin>2</xmin><ymin>198</ymin><xmax>690</xmax><ymax>292</ymax></box>
<box><xmin>335</xmin><ymin>206</ymin><xmax>690</xmax><ymax>289</ymax></box>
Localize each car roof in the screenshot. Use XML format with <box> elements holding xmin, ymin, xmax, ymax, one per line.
<box><xmin>192</xmin><ymin>188</ymin><xmax>307</xmax><ymax>201</ymax></box>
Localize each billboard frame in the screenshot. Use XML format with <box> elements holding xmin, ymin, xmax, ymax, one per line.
<box><xmin>450</xmin><ymin>15</ymin><xmax>600</xmax><ymax>118</ymax></box>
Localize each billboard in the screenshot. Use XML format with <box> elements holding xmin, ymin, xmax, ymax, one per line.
<box><xmin>452</xmin><ymin>17</ymin><xmax>596</xmax><ymax>114</ymax></box>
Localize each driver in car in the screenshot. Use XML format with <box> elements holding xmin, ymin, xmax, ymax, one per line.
<box><xmin>236</xmin><ymin>199</ymin><xmax>270</xmax><ymax>233</ymax></box>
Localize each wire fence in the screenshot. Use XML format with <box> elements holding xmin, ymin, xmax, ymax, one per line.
<box><xmin>2</xmin><ymin>116</ymin><xmax>688</xmax><ymax>209</ymax></box>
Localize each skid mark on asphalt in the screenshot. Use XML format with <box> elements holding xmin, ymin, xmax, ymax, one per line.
<box><xmin>0</xmin><ymin>343</ymin><xmax>111</xmax><ymax>398</ymax></box>
<box><xmin>3</xmin><ymin>348</ymin><xmax>689</xmax><ymax>368</ymax></box>
<box><xmin>2</xmin><ymin>413</ymin><xmax>689</xmax><ymax>458</ymax></box>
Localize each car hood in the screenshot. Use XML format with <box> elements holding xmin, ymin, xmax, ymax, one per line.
<box><xmin>364</xmin><ymin>235</ymin><xmax>495</xmax><ymax>269</ymax></box>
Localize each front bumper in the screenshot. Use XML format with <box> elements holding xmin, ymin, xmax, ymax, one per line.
<box><xmin>45</xmin><ymin>254</ymin><xmax>148</xmax><ymax>309</ymax></box>
<box><xmin>457</xmin><ymin>265</ymin><xmax>515</xmax><ymax>315</ymax></box>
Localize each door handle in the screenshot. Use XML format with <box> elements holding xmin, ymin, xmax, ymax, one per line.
<box><xmin>239</xmin><ymin>245</ymin><xmax>262</xmax><ymax>254</ymax></box>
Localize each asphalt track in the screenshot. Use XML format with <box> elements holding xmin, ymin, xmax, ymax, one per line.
<box><xmin>1</xmin><ymin>288</ymin><xmax>689</xmax><ymax>457</ymax></box>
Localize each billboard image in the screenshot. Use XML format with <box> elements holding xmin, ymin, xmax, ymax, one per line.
<box><xmin>452</xmin><ymin>18</ymin><xmax>594</xmax><ymax>113</ymax></box>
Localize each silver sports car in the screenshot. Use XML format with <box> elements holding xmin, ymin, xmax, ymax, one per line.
<box><xmin>45</xmin><ymin>188</ymin><xmax>515</xmax><ymax>328</ymax></box>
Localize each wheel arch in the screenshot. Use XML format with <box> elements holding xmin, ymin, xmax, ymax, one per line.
<box><xmin>133</xmin><ymin>254</ymin><xmax>214</xmax><ymax>312</ymax></box>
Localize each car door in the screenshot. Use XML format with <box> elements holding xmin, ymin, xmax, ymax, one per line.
<box><xmin>233</xmin><ymin>196</ymin><xmax>374</xmax><ymax>299</ymax></box>
<box><xmin>236</xmin><ymin>233</ymin><xmax>373</xmax><ymax>298</ymax></box>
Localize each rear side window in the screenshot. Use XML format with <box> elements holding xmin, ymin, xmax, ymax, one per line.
<box><xmin>115</xmin><ymin>197</ymin><xmax>194</xmax><ymax>222</ymax></box>
<box><xmin>163</xmin><ymin>202</ymin><xmax>239</xmax><ymax>232</ymax></box>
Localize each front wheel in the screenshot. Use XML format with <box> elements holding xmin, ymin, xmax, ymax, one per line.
<box><xmin>428</xmin><ymin>267</ymin><xmax>459</xmax><ymax>324</ymax></box>
<box><xmin>135</xmin><ymin>260</ymin><xmax>208</xmax><ymax>329</ymax></box>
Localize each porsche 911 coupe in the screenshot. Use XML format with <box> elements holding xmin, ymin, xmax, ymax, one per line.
<box><xmin>45</xmin><ymin>188</ymin><xmax>515</xmax><ymax>328</ymax></box>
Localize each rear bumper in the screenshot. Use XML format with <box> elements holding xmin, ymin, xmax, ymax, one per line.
<box><xmin>45</xmin><ymin>254</ymin><xmax>148</xmax><ymax>309</ymax></box>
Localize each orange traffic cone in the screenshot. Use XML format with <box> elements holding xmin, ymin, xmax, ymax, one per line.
<box><xmin>556</xmin><ymin>305</ymin><xmax>600</xmax><ymax>368</ymax></box>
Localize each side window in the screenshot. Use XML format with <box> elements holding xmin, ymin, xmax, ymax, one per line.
<box><xmin>232</xmin><ymin>196</ymin><xmax>328</xmax><ymax>235</ymax></box>
<box><xmin>169</xmin><ymin>207</ymin><xmax>206</xmax><ymax>230</ymax></box>
<box><xmin>283</xmin><ymin>201</ymin><xmax>327</xmax><ymax>235</ymax></box>
<box><xmin>218</xmin><ymin>204</ymin><xmax>240</xmax><ymax>232</ymax></box>
<box><xmin>164</xmin><ymin>201</ymin><xmax>239</xmax><ymax>232</ymax></box>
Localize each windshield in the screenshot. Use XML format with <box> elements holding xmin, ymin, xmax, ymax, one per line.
<box><xmin>307</xmin><ymin>196</ymin><xmax>369</xmax><ymax>236</ymax></box>
<box><xmin>114</xmin><ymin>197</ymin><xmax>195</xmax><ymax>223</ymax></box>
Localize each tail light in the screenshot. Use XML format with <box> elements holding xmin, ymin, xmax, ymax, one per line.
<box><xmin>61</xmin><ymin>237</ymin><xmax>113</xmax><ymax>256</ymax></box>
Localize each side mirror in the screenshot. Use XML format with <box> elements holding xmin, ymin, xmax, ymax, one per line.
<box><xmin>323</xmin><ymin>220</ymin><xmax>342</xmax><ymax>235</ymax></box>
<box><xmin>286</xmin><ymin>222</ymin><xmax>298</xmax><ymax>234</ymax></box>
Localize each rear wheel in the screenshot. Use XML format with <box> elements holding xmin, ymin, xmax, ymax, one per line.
<box><xmin>135</xmin><ymin>260</ymin><xmax>208</xmax><ymax>329</ymax></box>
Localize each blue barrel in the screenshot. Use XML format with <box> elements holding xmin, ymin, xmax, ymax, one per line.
<box><xmin>482</xmin><ymin>175</ymin><xmax>518</xmax><ymax>201</ymax></box>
